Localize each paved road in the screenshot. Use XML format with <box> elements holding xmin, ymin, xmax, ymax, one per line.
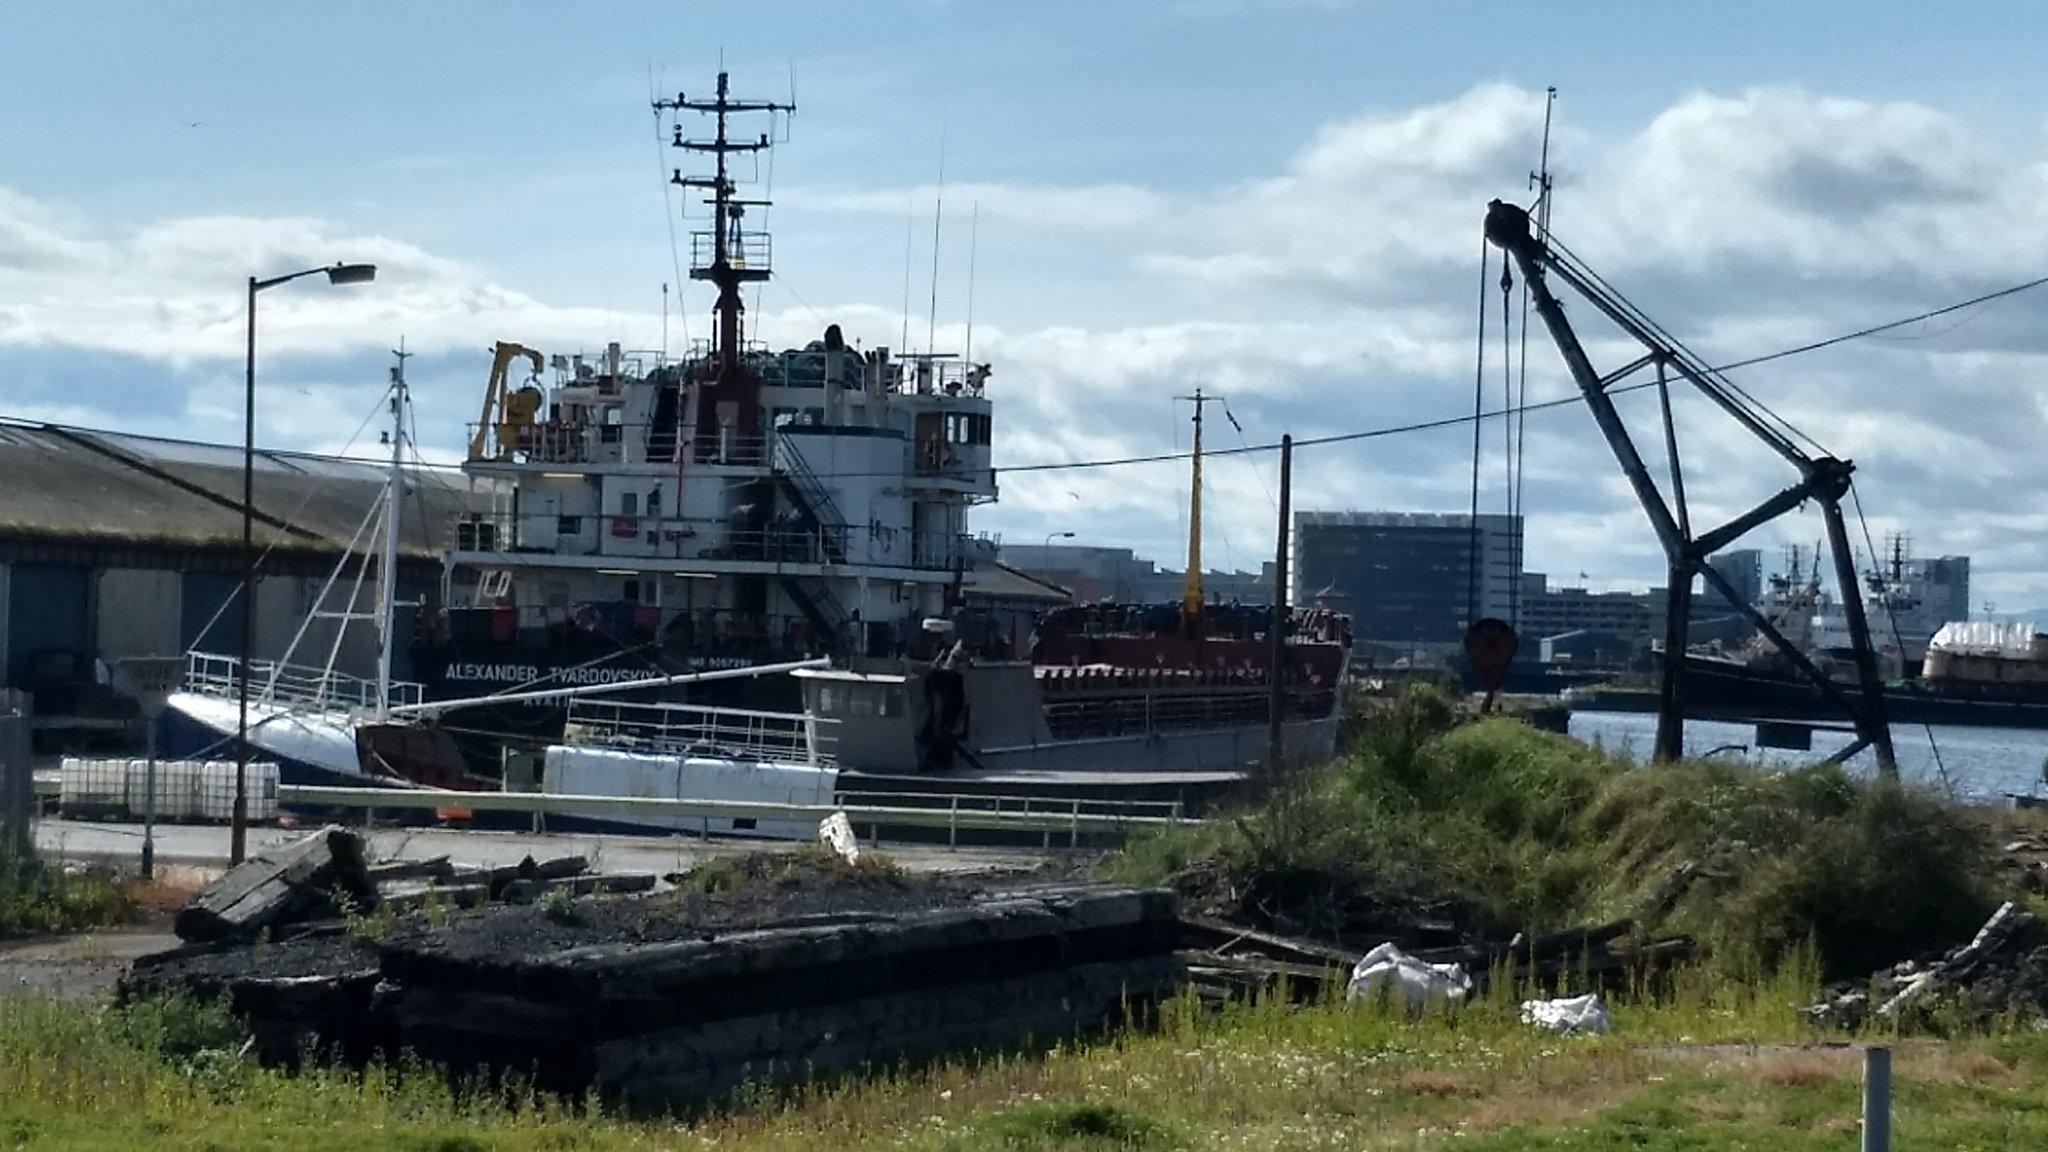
<box><xmin>33</xmin><ymin>818</ymin><xmax>1061</xmax><ymax>879</ymax></box>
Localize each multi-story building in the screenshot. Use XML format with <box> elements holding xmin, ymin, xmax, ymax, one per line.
<box><xmin>1518</xmin><ymin>574</ymin><xmax>1657</xmax><ymax>640</ymax></box>
<box><xmin>1291</xmin><ymin>511</ymin><xmax>1522</xmax><ymax>646</ymax></box>
<box><xmin>1707</xmin><ymin>549</ymin><xmax>1763</xmax><ymax>607</ymax></box>
<box><xmin>998</xmin><ymin>543</ymin><xmax>1272</xmax><ymax>607</ymax></box>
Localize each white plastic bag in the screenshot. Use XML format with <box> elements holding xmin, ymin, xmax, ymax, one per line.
<box><xmin>1346</xmin><ymin>942</ymin><xmax>1472</xmax><ymax>1011</ymax></box>
<box><xmin>818</xmin><ymin>811</ymin><xmax>861</xmax><ymax>864</ymax></box>
<box><xmin>1519</xmin><ymin>993</ymin><xmax>1612</xmax><ymax>1036</ymax></box>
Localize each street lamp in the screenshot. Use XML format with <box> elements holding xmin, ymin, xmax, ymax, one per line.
<box><xmin>234</xmin><ymin>262</ymin><xmax>376</xmax><ymax>864</ymax></box>
<box><xmin>1043</xmin><ymin>531</ymin><xmax>1075</xmax><ymax>550</ymax></box>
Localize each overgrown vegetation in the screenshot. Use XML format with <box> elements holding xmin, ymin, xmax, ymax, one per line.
<box><xmin>1115</xmin><ymin>684</ymin><xmax>1997</xmax><ymax>977</ymax></box>
<box><xmin>12</xmin><ymin>974</ymin><xmax>2048</xmax><ymax>1150</ymax></box>
<box><xmin>0</xmin><ymin>851</ymin><xmax>131</xmax><ymax>935</ymax></box>
<box><xmin>672</xmin><ymin>841</ymin><xmax>906</xmax><ymax>897</ymax></box>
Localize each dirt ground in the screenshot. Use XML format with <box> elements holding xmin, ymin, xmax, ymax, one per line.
<box><xmin>0</xmin><ymin>927</ymin><xmax>182</xmax><ymax>1001</ymax></box>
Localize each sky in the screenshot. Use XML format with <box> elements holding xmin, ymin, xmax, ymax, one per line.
<box><xmin>4</xmin><ymin>1</ymin><xmax>2047</xmax><ymax>608</ymax></box>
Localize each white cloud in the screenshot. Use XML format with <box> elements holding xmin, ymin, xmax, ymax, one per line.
<box><xmin>5</xmin><ymin>81</ymin><xmax>2048</xmax><ymax>604</ymax></box>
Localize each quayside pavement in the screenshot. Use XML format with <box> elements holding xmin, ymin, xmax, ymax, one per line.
<box><xmin>32</xmin><ymin>817</ymin><xmax>1061</xmax><ymax>880</ymax></box>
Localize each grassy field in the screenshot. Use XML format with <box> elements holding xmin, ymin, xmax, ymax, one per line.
<box><xmin>3</xmin><ymin>974</ymin><xmax>2047</xmax><ymax>1150</ymax></box>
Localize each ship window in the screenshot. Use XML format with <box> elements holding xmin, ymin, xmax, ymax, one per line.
<box><xmin>646</xmin><ymin>487</ymin><xmax>662</xmax><ymax>518</ymax></box>
<box><xmin>620</xmin><ymin>491</ymin><xmax>639</xmax><ymax>516</ymax></box>
<box><xmin>558</xmin><ymin>515</ymin><xmax>581</xmax><ymax>537</ymax></box>
<box><xmin>622</xmin><ymin>579</ymin><xmax>640</xmax><ymax>602</ymax></box>
<box><xmin>804</xmin><ymin>406</ymin><xmax>824</xmax><ymax>426</ymax></box>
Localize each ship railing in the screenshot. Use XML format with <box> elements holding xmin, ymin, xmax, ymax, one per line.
<box><xmin>691</xmin><ymin>229</ymin><xmax>772</xmax><ymax>273</ymax></box>
<box><xmin>183</xmin><ymin>651</ymin><xmax>425</xmax><ymax>714</ymax></box>
<box><xmin>448</xmin><ymin>511</ymin><xmax>958</xmax><ymax>572</ymax></box>
<box><xmin>887</xmin><ymin>356</ymin><xmax>986</xmax><ymax>397</ymax></box>
<box><xmin>466</xmin><ymin>421</ymin><xmax>767</xmax><ymax>468</ymax></box>
<box><xmin>563</xmin><ymin>697</ymin><xmax>835</xmax><ymax>766</ymax></box>
<box><xmin>1042</xmin><ymin>686</ymin><xmax>1334</xmax><ymax>741</ymax></box>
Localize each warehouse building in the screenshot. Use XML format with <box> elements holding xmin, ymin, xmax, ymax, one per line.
<box><xmin>0</xmin><ymin>420</ymin><xmax>489</xmax><ymax>746</ymax></box>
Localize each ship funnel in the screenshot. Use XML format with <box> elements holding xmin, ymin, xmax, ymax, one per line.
<box><xmin>823</xmin><ymin>324</ymin><xmax>847</xmax><ymax>425</ymax></box>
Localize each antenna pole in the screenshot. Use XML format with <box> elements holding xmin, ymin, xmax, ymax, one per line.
<box><xmin>963</xmin><ymin>202</ymin><xmax>979</xmax><ymax>367</ymax></box>
<box><xmin>927</xmin><ymin>129</ymin><xmax>946</xmax><ymax>354</ymax></box>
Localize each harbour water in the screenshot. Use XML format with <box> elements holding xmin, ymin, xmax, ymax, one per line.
<box><xmin>1568</xmin><ymin>710</ymin><xmax>2048</xmax><ymax>804</ymax></box>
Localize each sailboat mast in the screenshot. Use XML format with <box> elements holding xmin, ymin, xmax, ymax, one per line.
<box><xmin>376</xmin><ymin>345</ymin><xmax>410</xmax><ymax>721</ymax></box>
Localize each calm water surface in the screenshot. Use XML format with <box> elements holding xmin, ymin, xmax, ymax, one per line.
<box><xmin>1568</xmin><ymin>710</ymin><xmax>2048</xmax><ymax>803</ymax></box>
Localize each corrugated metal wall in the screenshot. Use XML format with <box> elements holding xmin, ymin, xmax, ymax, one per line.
<box><xmin>97</xmin><ymin>568</ymin><xmax>183</xmax><ymax>662</ymax></box>
<box><xmin>4</xmin><ymin>562</ymin><xmax>91</xmax><ymax>688</ymax></box>
<box><xmin>179</xmin><ymin>571</ymin><xmax>244</xmax><ymax>657</ymax></box>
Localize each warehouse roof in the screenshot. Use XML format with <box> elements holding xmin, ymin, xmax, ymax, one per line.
<box><xmin>0</xmin><ymin>420</ymin><xmax>493</xmax><ymax>560</ymax></box>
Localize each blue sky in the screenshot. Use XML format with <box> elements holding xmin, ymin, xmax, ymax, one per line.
<box><xmin>5</xmin><ymin>1</ymin><xmax>2047</xmax><ymax>606</ymax></box>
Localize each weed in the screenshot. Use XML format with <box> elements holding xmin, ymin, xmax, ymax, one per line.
<box><xmin>340</xmin><ymin>892</ymin><xmax>398</xmax><ymax>945</ymax></box>
<box><xmin>538</xmin><ymin>885</ymin><xmax>580</xmax><ymax>925</ymax></box>
<box><xmin>0</xmin><ymin>850</ymin><xmax>131</xmax><ymax>934</ymax></box>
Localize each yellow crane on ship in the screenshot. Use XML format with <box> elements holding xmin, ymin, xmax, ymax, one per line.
<box><xmin>467</xmin><ymin>341</ymin><xmax>547</xmax><ymax>461</ymax></box>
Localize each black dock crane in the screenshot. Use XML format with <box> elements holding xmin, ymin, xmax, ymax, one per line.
<box><xmin>1484</xmin><ymin>199</ymin><xmax>1897</xmax><ymax>776</ymax></box>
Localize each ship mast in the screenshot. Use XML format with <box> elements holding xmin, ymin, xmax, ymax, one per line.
<box><xmin>658</xmin><ymin>73</ymin><xmax>793</xmax><ymax>443</ymax></box>
<box><xmin>1178</xmin><ymin>388</ymin><xmax>1215</xmax><ymax>638</ymax></box>
<box><xmin>375</xmin><ymin>345</ymin><xmax>410</xmax><ymax>721</ymax></box>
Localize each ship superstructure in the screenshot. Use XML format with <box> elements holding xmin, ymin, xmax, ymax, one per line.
<box><xmin>423</xmin><ymin>73</ymin><xmax>996</xmax><ymax>703</ymax></box>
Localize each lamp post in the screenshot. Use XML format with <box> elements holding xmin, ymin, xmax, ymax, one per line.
<box><xmin>1043</xmin><ymin>531</ymin><xmax>1075</xmax><ymax>550</ymax></box>
<box><xmin>234</xmin><ymin>262</ymin><xmax>376</xmax><ymax>864</ymax></box>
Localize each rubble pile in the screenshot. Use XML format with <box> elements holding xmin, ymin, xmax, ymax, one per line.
<box><xmin>168</xmin><ymin>825</ymin><xmax>657</xmax><ymax>946</ymax></box>
<box><xmin>1808</xmin><ymin>901</ymin><xmax>2048</xmax><ymax>1030</ymax></box>
<box><xmin>1174</xmin><ymin>910</ymin><xmax>1692</xmax><ymax>1002</ymax></box>
<box><xmin>126</xmin><ymin>830</ymin><xmax>1183</xmax><ymax>1112</ymax></box>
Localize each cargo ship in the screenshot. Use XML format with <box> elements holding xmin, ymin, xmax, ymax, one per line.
<box><xmin>174</xmin><ymin>72</ymin><xmax>1351</xmax><ymax>824</ymax></box>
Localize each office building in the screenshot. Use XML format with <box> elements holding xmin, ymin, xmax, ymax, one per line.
<box><xmin>1292</xmin><ymin>511</ymin><xmax>1522</xmax><ymax>645</ymax></box>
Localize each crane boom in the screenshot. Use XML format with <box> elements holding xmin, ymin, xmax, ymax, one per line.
<box><xmin>1483</xmin><ymin>199</ymin><xmax>1895</xmax><ymax>775</ymax></box>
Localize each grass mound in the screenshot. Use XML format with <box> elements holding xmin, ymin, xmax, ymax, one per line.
<box><xmin>1115</xmin><ymin>685</ymin><xmax>1996</xmax><ymax>977</ymax></box>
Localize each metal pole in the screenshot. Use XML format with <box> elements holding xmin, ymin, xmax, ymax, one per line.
<box><xmin>1267</xmin><ymin>435</ymin><xmax>1292</xmax><ymax>776</ymax></box>
<box><xmin>1655</xmin><ymin>560</ymin><xmax>1692</xmax><ymax>762</ymax></box>
<box><xmin>234</xmin><ymin>275</ymin><xmax>257</xmax><ymax>865</ymax></box>
<box><xmin>141</xmin><ymin>718</ymin><xmax>158</xmax><ymax>880</ymax></box>
<box><xmin>1862</xmin><ymin>1045</ymin><xmax>1891</xmax><ymax>1152</ymax></box>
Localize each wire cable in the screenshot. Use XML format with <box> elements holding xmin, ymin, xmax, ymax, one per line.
<box><xmin>1849</xmin><ymin>484</ymin><xmax>1955</xmax><ymax>796</ymax></box>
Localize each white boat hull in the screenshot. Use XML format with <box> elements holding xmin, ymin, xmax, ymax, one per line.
<box><xmin>164</xmin><ymin>691</ymin><xmax>369</xmax><ymax>783</ymax></box>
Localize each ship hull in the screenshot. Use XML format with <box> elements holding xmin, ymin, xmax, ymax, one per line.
<box><xmin>1565</xmin><ymin>655</ymin><xmax>2048</xmax><ymax>730</ymax></box>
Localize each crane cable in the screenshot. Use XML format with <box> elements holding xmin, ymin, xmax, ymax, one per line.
<box><xmin>1466</xmin><ymin>234</ymin><xmax>1489</xmax><ymax>629</ymax></box>
<box><xmin>1849</xmin><ymin>484</ymin><xmax>1955</xmax><ymax>796</ymax></box>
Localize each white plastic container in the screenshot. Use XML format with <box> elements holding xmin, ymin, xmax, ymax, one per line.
<box><xmin>196</xmin><ymin>760</ymin><xmax>278</xmax><ymax>823</ymax></box>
